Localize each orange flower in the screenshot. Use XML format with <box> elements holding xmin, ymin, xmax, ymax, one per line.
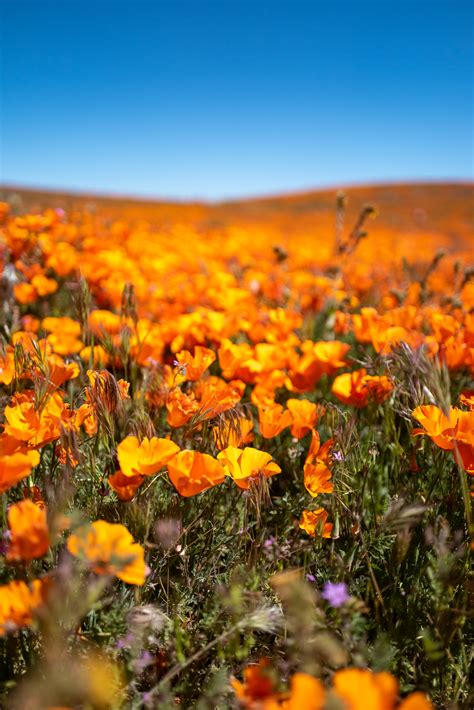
<box><xmin>332</xmin><ymin>668</ymin><xmax>397</xmax><ymax>710</ymax></box>
<box><xmin>398</xmin><ymin>692</ymin><xmax>434</xmax><ymax>710</ymax></box>
<box><xmin>14</xmin><ymin>282</ymin><xmax>38</xmax><ymax>304</ymax></box>
<box><xmin>80</xmin><ymin>345</ymin><xmax>111</xmax><ymax>368</ymax></box>
<box><xmin>175</xmin><ymin>345</ymin><xmax>216</xmax><ymax>381</ymax></box>
<box><xmin>88</xmin><ymin>310</ymin><xmax>123</xmax><ymax>337</ymax></box>
<box><xmin>117</xmin><ymin>436</ymin><xmax>179</xmax><ymax>477</ymax></box>
<box><xmin>411</xmin><ymin>405</ymin><xmax>458</xmax><ymax>450</ymax></box>
<box><xmin>332</xmin><ymin>369</ymin><xmax>393</xmax><ymax>408</ymax></box>
<box><xmin>299</xmin><ymin>508</ymin><xmax>333</xmax><ymax>538</ymax></box>
<box><xmin>258</xmin><ymin>402</ymin><xmax>292</xmax><ymax>438</ymax></box>
<box><xmin>213</xmin><ymin>416</ymin><xmax>254</xmax><ymax>450</ymax></box>
<box><xmin>108</xmin><ymin>470</ymin><xmax>144</xmax><ymax>501</ymax></box>
<box><xmin>286</xmin><ymin>673</ymin><xmax>325</xmax><ymax>710</ymax></box>
<box><xmin>7</xmin><ymin>499</ymin><xmax>50</xmax><ymax>562</ymax></box>
<box><xmin>42</xmin><ymin>316</ymin><xmax>81</xmax><ymax>338</ymax></box>
<box><xmin>217</xmin><ymin>446</ymin><xmax>281</xmax><ymax>489</ymax></box>
<box><xmin>230</xmin><ymin>658</ymin><xmax>276</xmax><ymax>705</ymax></box>
<box><xmin>452</xmin><ymin>410</ymin><xmax>474</xmax><ymax>475</ymax></box>
<box><xmin>166</xmin><ymin>388</ymin><xmax>199</xmax><ymax>427</ymax></box>
<box><xmin>0</xmin><ymin>579</ymin><xmax>48</xmax><ymax>636</ymax></box>
<box><xmin>46</xmin><ymin>331</ymin><xmax>83</xmax><ymax>356</ymax></box>
<box><xmin>195</xmin><ymin>377</ymin><xmax>245</xmax><ymax>419</ymax></box>
<box><xmin>3</xmin><ymin>390</ymin><xmax>72</xmax><ymax>448</ymax></box>
<box><xmin>459</xmin><ymin>390</ymin><xmax>474</xmax><ymax>409</ymax></box>
<box><xmin>287</xmin><ymin>398</ymin><xmax>322</xmax><ymax>439</ymax></box>
<box><xmin>312</xmin><ymin>340</ymin><xmax>350</xmax><ymax>374</ymax></box>
<box><xmin>331</xmin><ymin>668</ymin><xmax>433</xmax><ymax>710</ymax></box>
<box><xmin>304</xmin><ymin>460</ymin><xmax>334</xmax><ymax>497</ymax></box>
<box><xmin>40</xmin><ymin>354</ymin><xmax>80</xmax><ymax>388</ymax></box>
<box><xmin>218</xmin><ymin>339</ymin><xmax>258</xmax><ymax>381</ymax></box>
<box><xmin>31</xmin><ymin>273</ymin><xmax>58</xmax><ymax>297</ymax></box>
<box><xmin>0</xmin><ymin>434</ymin><xmax>40</xmax><ymax>494</ymax></box>
<box><xmin>251</xmin><ymin>370</ymin><xmax>287</xmax><ymax>408</ymax></box>
<box><xmin>412</xmin><ymin>406</ymin><xmax>474</xmax><ymax>475</ymax></box>
<box><xmin>0</xmin><ymin>348</ymin><xmax>16</xmax><ymax>385</ymax></box>
<box><xmin>305</xmin><ymin>431</ymin><xmax>334</xmax><ymax>466</ymax></box>
<box><xmin>167</xmin><ymin>449</ymin><xmax>226</xmax><ymax>496</ymax></box>
<box><xmin>67</xmin><ymin>520</ymin><xmax>146</xmax><ymax>585</ymax></box>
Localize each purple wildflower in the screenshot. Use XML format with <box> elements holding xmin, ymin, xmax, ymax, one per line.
<box><xmin>142</xmin><ymin>691</ymin><xmax>154</xmax><ymax>705</ymax></box>
<box><xmin>306</xmin><ymin>573</ymin><xmax>316</xmax><ymax>583</ymax></box>
<box><xmin>321</xmin><ymin>581</ymin><xmax>349</xmax><ymax>608</ymax></box>
<box><xmin>263</xmin><ymin>536</ymin><xmax>277</xmax><ymax>549</ymax></box>
<box><xmin>134</xmin><ymin>650</ymin><xmax>154</xmax><ymax>673</ymax></box>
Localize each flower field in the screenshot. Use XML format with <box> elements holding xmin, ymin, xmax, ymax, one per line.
<box><xmin>0</xmin><ymin>185</ymin><xmax>472</xmax><ymax>709</ymax></box>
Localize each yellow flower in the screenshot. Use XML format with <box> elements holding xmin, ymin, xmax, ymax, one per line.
<box><xmin>217</xmin><ymin>446</ymin><xmax>281</xmax><ymax>489</ymax></box>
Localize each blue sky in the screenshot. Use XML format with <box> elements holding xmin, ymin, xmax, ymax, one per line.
<box><xmin>1</xmin><ymin>0</ymin><xmax>472</xmax><ymax>200</ymax></box>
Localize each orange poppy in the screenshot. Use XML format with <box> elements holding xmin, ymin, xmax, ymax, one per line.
<box><xmin>0</xmin><ymin>578</ymin><xmax>48</xmax><ymax>636</ymax></box>
<box><xmin>175</xmin><ymin>345</ymin><xmax>216</xmax><ymax>381</ymax></box>
<box><xmin>0</xmin><ymin>434</ymin><xmax>40</xmax><ymax>494</ymax></box>
<box><xmin>332</xmin><ymin>369</ymin><xmax>393</xmax><ymax>408</ymax></box>
<box><xmin>167</xmin><ymin>449</ymin><xmax>226</xmax><ymax>496</ymax></box>
<box><xmin>108</xmin><ymin>469</ymin><xmax>144</xmax><ymax>501</ymax></box>
<box><xmin>117</xmin><ymin>436</ymin><xmax>179</xmax><ymax>477</ymax></box>
<box><xmin>299</xmin><ymin>508</ymin><xmax>333</xmax><ymax>538</ymax></box>
<box><xmin>166</xmin><ymin>388</ymin><xmax>199</xmax><ymax>427</ymax></box>
<box><xmin>286</xmin><ymin>398</ymin><xmax>322</xmax><ymax>439</ymax></box>
<box><xmin>67</xmin><ymin>520</ymin><xmax>146</xmax><ymax>585</ymax></box>
<box><xmin>286</xmin><ymin>673</ymin><xmax>325</xmax><ymax>710</ymax></box>
<box><xmin>217</xmin><ymin>446</ymin><xmax>281</xmax><ymax>489</ymax></box>
<box><xmin>411</xmin><ymin>405</ymin><xmax>458</xmax><ymax>450</ymax></box>
<box><xmin>7</xmin><ymin>499</ymin><xmax>50</xmax><ymax>562</ymax></box>
<box><xmin>230</xmin><ymin>658</ymin><xmax>276</xmax><ymax>705</ymax></box>
<box><xmin>304</xmin><ymin>461</ymin><xmax>334</xmax><ymax>497</ymax></box>
<box><xmin>258</xmin><ymin>403</ymin><xmax>292</xmax><ymax>438</ymax></box>
<box><xmin>213</xmin><ymin>416</ymin><xmax>254</xmax><ymax>450</ymax></box>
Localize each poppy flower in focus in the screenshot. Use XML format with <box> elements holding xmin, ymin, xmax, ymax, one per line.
<box><xmin>117</xmin><ymin>436</ymin><xmax>179</xmax><ymax>477</ymax></box>
<box><xmin>304</xmin><ymin>460</ymin><xmax>334</xmax><ymax>497</ymax></box>
<box><xmin>258</xmin><ymin>403</ymin><xmax>292</xmax><ymax>439</ymax></box>
<box><xmin>332</xmin><ymin>369</ymin><xmax>393</xmax><ymax>408</ymax></box>
<box><xmin>299</xmin><ymin>508</ymin><xmax>333</xmax><ymax>538</ymax></box>
<box><xmin>411</xmin><ymin>405</ymin><xmax>458</xmax><ymax>450</ymax></box>
<box><xmin>108</xmin><ymin>470</ymin><xmax>144</xmax><ymax>501</ymax></box>
<box><xmin>167</xmin><ymin>449</ymin><xmax>226</xmax><ymax>496</ymax></box>
<box><xmin>287</xmin><ymin>398</ymin><xmax>323</xmax><ymax>439</ymax></box>
<box><xmin>175</xmin><ymin>345</ymin><xmax>216</xmax><ymax>381</ymax></box>
<box><xmin>217</xmin><ymin>446</ymin><xmax>281</xmax><ymax>489</ymax></box>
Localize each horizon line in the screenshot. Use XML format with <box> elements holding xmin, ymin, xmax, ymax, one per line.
<box><xmin>1</xmin><ymin>178</ymin><xmax>473</xmax><ymax>207</ymax></box>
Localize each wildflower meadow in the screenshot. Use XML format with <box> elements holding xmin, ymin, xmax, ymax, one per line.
<box><xmin>0</xmin><ymin>184</ymin><xmax>472</xmax><ymax>709</ymax></box>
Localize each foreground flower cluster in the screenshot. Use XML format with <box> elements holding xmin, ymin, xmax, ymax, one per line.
<box><xmin>0</xmin><ymin>191</ymin><xmax>472</xmax><ymax>707</ymax></box>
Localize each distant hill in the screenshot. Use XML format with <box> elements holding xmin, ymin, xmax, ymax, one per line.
<box><xmin>1</xmin><ymin>182</ymin><xmax>473</xmax><ymax>252</ymax></box>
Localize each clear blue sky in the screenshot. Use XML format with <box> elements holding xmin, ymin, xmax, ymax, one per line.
<box><xmin>1</xmin><ymin>0</ymin><xmax>472</xmax><ymax>200</ymax></box>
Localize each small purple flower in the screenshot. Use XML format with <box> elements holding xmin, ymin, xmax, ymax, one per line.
<box><xmin>333</xmin><ymin>450</ymin><xmax>344</xmax><ymax>462</ymax></box>
<box><xmin>142</xmin><ymin>691</ymin><xmax>154</xmax><ymax>705</ymax></box>
<box><xmin>306</xmin><ymin>573</ymin><xmax>316</xmax><ymax>583</ymax></box>
<box><xmin>321</xmin><ymin>581</ymin><xmax>349</xmax><ymax>608</ymax></box>
<box><xmin>134</xmin><ymin>650</ymin><xmax>154</xmax><ymax>673</ymax></box>
<box><xmin>115</xmin><ymin>632</ymin><xmax>134</xmax><ymax>650</ymax></box>
<box><xmin>263</xmin><ymin>536</ymin><xmax>277</xmax><ymax>549</ymax></box>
